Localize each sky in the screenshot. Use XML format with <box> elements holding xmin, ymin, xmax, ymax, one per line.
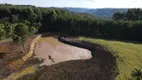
<box><xmin>0</xmin><ymin>0</ymin><xmax>142</xmax><ymax>8</ymax></box>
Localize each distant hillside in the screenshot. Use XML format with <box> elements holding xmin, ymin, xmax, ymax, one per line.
<box><xmin>64</xmin><ymin>8</ymin><xmax>128</xmax><ymax>19</ymax></box>
<box><xmin>64</xmin><ymin>8</ymin><xmax>89</xmax><ymax>13</ymax></box>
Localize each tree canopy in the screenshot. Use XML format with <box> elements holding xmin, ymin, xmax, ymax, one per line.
<box><xmin>0</xmin><ymin>4</ymin><xmax>142</xmax><ymax>42</ymax></box>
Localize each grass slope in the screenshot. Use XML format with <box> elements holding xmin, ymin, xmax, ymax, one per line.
<box><xmin>3</xmin><ymin>66</ymin><xmax>37</xmax><ymax>80</ymax></box>
<box><xmin>81</xmin><ymin>37</ymin><xmax>142</xmax><ymax>80</ymax></box>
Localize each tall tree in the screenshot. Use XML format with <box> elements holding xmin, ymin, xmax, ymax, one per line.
<box><xmin>113</xmin><ymin>12</ymin><xmax>125</xmax><ymax>20</ymax></box>
<box><xmin>13</xmin><ymin>23</ymin><xmax>29</xmax><ymax>44</ymax></box>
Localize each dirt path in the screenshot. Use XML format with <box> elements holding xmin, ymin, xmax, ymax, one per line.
<box><xmin>34</xmin><ymin>37</ymin><xmax>92</xmax><ymax>66</ymax></box>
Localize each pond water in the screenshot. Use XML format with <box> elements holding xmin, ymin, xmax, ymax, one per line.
<box><xmin>34</xmin><ymin>37</ymin><xmax>92</xmax><ymax>66</ymax></box>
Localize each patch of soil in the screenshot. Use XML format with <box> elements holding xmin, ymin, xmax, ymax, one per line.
<box><xmin>0</xmin><ymin>35</ymin><xmax>39</xmax><ymax>77</ymax></box>
<box><xmin>29</xmin><ymin>37</ymin><xmax>118</xmax><ymax>80</ymax></box>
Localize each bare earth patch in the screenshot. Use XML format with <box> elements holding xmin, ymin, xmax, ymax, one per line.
<box><xmin>0</xmin><ymin>35</ymin><xmax>39</xmax><ymax>78</ymax></box>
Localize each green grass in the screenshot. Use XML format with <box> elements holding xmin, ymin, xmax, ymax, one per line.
<box><xmin>81</xmin><ymin>37</ymin><xmax>142</xmax><ymax>80</ymax></box>
<box><xmin>3</xmin><ymin>65</ymin><xmax>38</xmax><ymax>80</ymax></box>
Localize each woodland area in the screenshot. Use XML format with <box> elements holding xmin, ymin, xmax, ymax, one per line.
<box><xmin>0</xmin><ymin>4</ymin><xmax>142</xmax><ymax>42</ymax></box>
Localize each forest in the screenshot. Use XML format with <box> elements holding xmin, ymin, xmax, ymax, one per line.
<box><xmin>0</xmin><ymin>4</ymin><xmax>142</xmax><ymax>42</ymax></box>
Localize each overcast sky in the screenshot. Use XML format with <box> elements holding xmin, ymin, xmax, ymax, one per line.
<box><xmin>0</xmin><ymin>0</ymin><xmax>142</xmax><ymax>8</ymax></box>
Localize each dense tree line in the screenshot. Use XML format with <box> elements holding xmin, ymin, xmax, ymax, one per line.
<box><xmin>0</xmin><ymin>4</ymin><xmax>142</xmax><ymax>42</ymax></box>
<box><xmin>0</xmin><ymin>4</ymin><xmax>95</xmax><ymax>42</ymax></box>
<box><xmin>0</xmin><ymin>22</ymin><xmax>38</xmax><ymax>43</ymax></box>
<box><xmin>113</xmin><ymin>9</ymin><xmax>142</xmax><ymax>21</ymax></box>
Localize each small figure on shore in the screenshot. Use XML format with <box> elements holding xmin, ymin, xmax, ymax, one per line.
<box><xmin>48</xmin><ymin>55</ymin><xmax>55</xmax><ymax>63</ymax></box>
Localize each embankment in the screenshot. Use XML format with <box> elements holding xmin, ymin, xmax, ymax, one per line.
<box><xmin>9</xmin><ymin>35</ymin><xmax>42</xmax><ymax>70</ymax></box>
<box><xmin>22</xmin><ymin>35</ymin><xmax>41</xmax><ymax>61</ymax></box>
<box><xmin>0</xmin><ymin>35</ymin><xmax>41</xmax><ymax>77</ymax></box>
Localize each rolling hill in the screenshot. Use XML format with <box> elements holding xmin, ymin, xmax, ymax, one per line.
<box><xmin>64</xmin><ymin>8</ymin><xmax>128</xmax><ymax>19</ymax></box>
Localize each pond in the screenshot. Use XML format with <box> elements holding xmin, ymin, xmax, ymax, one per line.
<box><xmin>34</xmin><ymin>37</ymin><xmax>92</xmax><ymax>66</ymax></box>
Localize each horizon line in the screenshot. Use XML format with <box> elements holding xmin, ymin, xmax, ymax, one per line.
<box><xmin>0</xmin><ymin>3</ymin><xmax>142</xmax><ymax>9</ymax></box>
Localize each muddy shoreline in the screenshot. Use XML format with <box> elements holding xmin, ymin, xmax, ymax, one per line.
<box><xmin>30</xmin><ymin>36</ymin><xmax>118</xmax><ymax>80</ymax></box>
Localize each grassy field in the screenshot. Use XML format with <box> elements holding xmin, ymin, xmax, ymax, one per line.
<box><xmin>1</xmin><ymin>65</ymin><xmax>37</xmax><ymax>80</ymax></box>
<box><xmin>81</xmin><ymin>37</ymin><xmax>142</xmax><ymax>80</ymax></box>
